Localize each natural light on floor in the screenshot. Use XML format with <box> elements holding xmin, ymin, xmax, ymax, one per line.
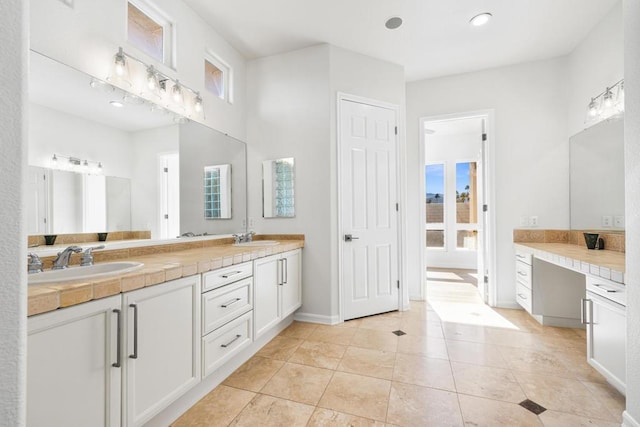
<box><xmin>427</xmin><ymin>269</ymin><xmax>519</xmax><ymax>330</ymax></box>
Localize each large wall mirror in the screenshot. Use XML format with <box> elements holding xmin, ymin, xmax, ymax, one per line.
<box><xmin>570</xmin><ymin>118</ymin><xmax>624</xmax><ymax>230</ymax></box>
<box><xmin>27</xmin><ymin>50</ymin><xmax>247</xmax><ymax>240</ymax></box>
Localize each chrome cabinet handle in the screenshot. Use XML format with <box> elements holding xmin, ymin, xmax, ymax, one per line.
<box><xmin>517</xmin><ymin>271</ymin><xmax>528</xmax><ymax>277</ymax></box>
<box><xmin>220</xmin><ymin>298</ymin><xmax>241</xmax><ymax>308</ymax></box>
<box><xmin>517</xmin><ymin>293</ymin><xmax>527</xmax><ymax>300</ymax></box>
<box><xmin>593</xmin><ymin>284</ymin><xmax>617</xmax><ymax>293</ymax></box>
<box><xmin>129</xmin><ymin>303</ymin><xmax>138</xmax><ymax>359</ymax></box>
<box><xmin>278</xmin><ymin>259</ymin><xmax>283</xmax><ymax>286</ymax></box>
<box><xmin>221</xmin><ymin>271</ymin><xmax>243</xmax><ymax>279</ymax></box>
<box><xmin>516</xmin><ymin>254</ymin><xmax>527</xmax><ymax>260</ymax></box>
<box><xmin>283</xmin><ymin>258</ymin><xmax>288</xmax><ymax>284</ymax></box>
<box><xmin>221</xmin><ymin>334</ymin><xmax>241</xmax><ymax>348</ymax></box>
<box><xmin>112</xmin><ymin>309</ymin><xmax>122</xmax><ymax>368</ymax></box>
<box><xmin>581</xmin><ymin>298</ymin><xmax>592</xmax><ymax>325</ymax></box>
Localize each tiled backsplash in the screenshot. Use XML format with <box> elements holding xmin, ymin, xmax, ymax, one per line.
<box><xmin>28</xmin><ymin>231</ymin><xmax>151</xmax><ymax>247</ymax></box>
<box><xmin>513</xmin><ymin>229</ymin><xmax>625</xmax><ymax>253</ymax></box>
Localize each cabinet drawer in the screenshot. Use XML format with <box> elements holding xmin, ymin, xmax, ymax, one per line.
<box><xmin>515</xmin><ymin>260</ymin><xmax>532</xmax><ymax>288</ymax></box>
<box><xmin>516</xmin><ymin>281</ymin><xmax>532</xmax><ymax>313</ymax></box>
<box><xmin>515</xmin><ymin>251</ymin><xmax>532</xmax><ymax>266</ymax></box>
<box><xmin>202</xmin><ymin>311</ymin><xmax>253</xmax><ymax>378</ymax></box>
<box><xmin>202</xmin><ymin>277</ymin><xmax>253</xmax><ymax>335</ymax></box>
<box><xmin>203</xmin><ymin>262</ymin><xmax>253</xmax><ymax>292</ymax></box>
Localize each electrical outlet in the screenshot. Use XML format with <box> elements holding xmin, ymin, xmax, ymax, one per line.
<box><xmin>614</xmin><ymin>215</ymin><xmax>624</xmax><ymax>228</ymax></box>
<box><xmin>519</xmin><ymin>216</ymin><xmax>529</xmax><ymax>227</ymax></box>
<box><xmin>241</xmin><ymin>218</ymin><xmax>247</xmax><ymax>228</ymax></box>
<box><xmin>530</xmin><ymin>216</ymin><xmax>539</xmax><ymax>227</ymax></box>
<box><xmin>248</xmin><ymin>217</ymin><xmax>255</xmax><ymax>228</ymax></box>
<box><xmin>602</xmin><ymin>215</ymin><xmax>612</xmax><ymax>227</ymax></box>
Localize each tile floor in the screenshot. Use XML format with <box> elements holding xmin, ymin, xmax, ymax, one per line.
<box><xmin>172</xmin><ymin>269</ymin><xmax>625</xmax><ymax>426</ymax></box>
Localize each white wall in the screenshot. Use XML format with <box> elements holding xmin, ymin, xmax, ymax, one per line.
<box><xmin>407</xmin><ymin>58</ymin><xmax>570</xmax><ymax>306</ymax></box>
<box><xmin>247</xmin><ymin>44</ymin><xmax>333</xmax><ymax>321</ymax></box>
<box><xmin>130</xmin><ymin>124</ymin><xmax>179</xmax><ymax>238</ymax></box>
<box><xmin>29</xmin><ymin>103</ymin><xmax>134</xmax><ymax>179</ymax></box>
<box><xmin>30</xmin><ymin>0</ymin><xmax>247</xmax><ymax>140</ymax></box>
<box><xmin>623</xmin><ymin>1</ymin><xmax>640</xmax><ymax>424</ymax></box>
<box><xmin>0</xmin><ymin>0</ymin><xmax>27</xmax><ymax>423</ymax></box>
<box><xmin>567</xmin><ymin>1</ymin><xmax>624</xmax><ymax>137</ymax></box>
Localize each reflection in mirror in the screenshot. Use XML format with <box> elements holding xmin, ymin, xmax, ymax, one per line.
<box><xmin>180</xmin><ymin>121</ymin><xmax>246</xmax><ymax>234</ymax></box>
<box><xmin>27</xmin><ymin>50</ymin><xmax>247</xmax><ymax>241</ymax></box>
<box><xmin>204</xmin><ymin>164</ymin><xmax>232</xmax><ymax>219</ymax></box>
<box><xmin>263</xmin><ymin>158</ymin><xmax>295</xmax><ymax>218</ymax></box>
<box><xmin>570</xmin><ymin>118</ymin><xmax>624</xmax><ymax>230</ymax></box>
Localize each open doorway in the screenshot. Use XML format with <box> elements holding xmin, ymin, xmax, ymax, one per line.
<box><xmin>419</xmin><ymin>112</ymin><xmax>495</xmax><ymax>310</ymax></box>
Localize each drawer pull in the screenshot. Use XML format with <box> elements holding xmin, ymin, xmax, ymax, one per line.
<box><xmin>221</xmin><ymin>334</ymin><xmax>242</xmax><ymax>348</ymax></box>
<box><xmin>221</xmin><ymin>271</ymin><xmax>243</xmax><ymax>279</ymax></box>
<box><xmin>220</xmin><ymin>298</ymin><xmax>242</xmax><ymax>308</ymax></box>
<box><xmin>517</xmin><ymin>293</ymin><xmax>528</xmax><ymax>300</ymax></box>
<box><xmin>129</xmin><ymin>303</ymin><xmax>138</xmax><ymax>359</ymax></box>
<box><xmin>516</xmin><ymin>254</ymin><xmax>528</xmax><ymax>260</ymax></box>
<box><xmin>112</xmin><ymin>309</ymin><xmax>122</xmax><ymax>368</ymax></box>
<box><xmin>593</xmin><ymin>284</ymin><xmax>617</xmax><ymax>293</ymax></box>
<box><xmin>517</xmin><ymin>271</ymin><xmax>528</xmax><ymax>277</ymax></box>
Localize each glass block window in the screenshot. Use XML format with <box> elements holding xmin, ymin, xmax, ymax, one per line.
<box><xmin>203</xmin><ymin>167</ymin><xmax>221</xmax><ymax>219</ymax></box>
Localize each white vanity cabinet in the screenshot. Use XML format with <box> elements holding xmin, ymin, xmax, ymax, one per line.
<box><xmin>584</xmin><ymin>276</ymin><xmax>626</xmax><ymax>395</ymax></box>
<box><xmin>254</xmin><ymin>249</ymin><xmax>302</xmax><ymax>339</ymax></box>
<box><xmin>27</xmin><ymin>295</ymin><xmax>122</xmax><ymax>427</ymax></box>
<box><xmin>201</xmin><ymin>263</ymin><xmax>254</xmax><ymax>378</ymax></box>
<box><xmin>122</xmin><ymin>275</ymin><xmax>201</xmax><ymax>427</ymax></box>
<box><xmin>515</xmin><ymin>250</ymin><xmax>533</xmax><ymax>313</ymax></box>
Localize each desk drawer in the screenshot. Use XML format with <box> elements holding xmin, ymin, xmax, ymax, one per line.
<box><xmin>515</xmin><ymin>250</ymin><xmax>532</xmax><ymax>265</ymax></box>
<box><xmin>202</xmin><ymin>311</ymin><xmax>253</xmax><ymax>378</ymax></box>
<box><xmin>202</xmin><ymin>277</ymin><xmax>253</xmax><ymax>335</ymax></box>
<box><xmin>515</xmin><ymin>260</ymin><xmax>532</xmax><ymax>288</ymax></box>
<box><xmin>203</xmin><ymin>262</ymin><xmax>253</xmax><ymax>292</ymax></box>
<box><xmin>516</xmin><ymin>281</ymin><xmax>532</xmax><ymax>313</ymax></box>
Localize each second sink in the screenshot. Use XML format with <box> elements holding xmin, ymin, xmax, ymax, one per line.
<box><xmin>233</xmin><ymin>240</ymin><xmax>280</xmax><ymax>247</ymax></box>
<box><xmin>28</xmin><ymin>261</ymin><xmax>144</xmax><ymax>285</ymax></box>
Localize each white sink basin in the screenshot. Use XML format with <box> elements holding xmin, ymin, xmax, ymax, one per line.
<box><xmin>28</xmin><ymin>261</ymin><xmax>144</xmax><ymax>285</ymax></box>
<box><xmin>233</xmin><ymin>240</ymin><xmax>280</xmax><ymax>247</ymax></box>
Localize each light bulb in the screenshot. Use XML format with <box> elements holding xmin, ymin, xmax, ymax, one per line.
<box><xmin>194</xmin><ymin>94</ymin><xmax>203</xmax><ymax>113</ymax></box>
<box><xmin>603</xmin><ymin>87</ymin><xmax>614</xmax><ymax>108</ymax></box>
<box><xmin>588</xmin><ymin>98</ymin><xmax>599</xmax><ymax>117</ymax></box>
<box><xmin>51</xmin><ymin>154</ymin><xmax>58</xmax><ymax>168</ymax></box>
<box><xmin>147</xmin><ymin>66</ymin><xmax>157</xmax><ymax>90</ymax></box>
<box><xmin>114</xmin><ymin>50</ymin><xmax>126</xmax><ymax>77</ymax></box>
<box><xmin>172</xmin><ymin>81</ymin><xmax>183</xmax><ymax>103</ymax></box>
<box><xmin>83</xmin><ymin>160</ymin><xmax>89</xmax><ymax>171</ymax></box>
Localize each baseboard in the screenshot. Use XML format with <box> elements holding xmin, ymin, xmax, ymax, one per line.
<box><xmin>496</xmin><ymin>300</ymin><xmax>521</xmax><ymax>309</ymax></box>
<box><xmin>624</xmin><ymin>411</ymin><xmax>640</xmax><ymax>427</ymax></box>
<box><xmin>294</xmin><ymin>312</ymin><xmax>340</xmax><ymax>325</ymax></box>
<box><xmin>409</xmin><ymin>295</ymin><xmax>426</xmax><ymax>301</ymax></box>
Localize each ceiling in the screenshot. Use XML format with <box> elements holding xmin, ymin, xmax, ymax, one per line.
<box><xmin>184</xmin><ymin>0</ymin><xmax>619</xmax><ymax>81</ymax></box>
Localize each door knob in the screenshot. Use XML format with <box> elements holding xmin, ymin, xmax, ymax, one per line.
<box><xmin>344</xmin><ymin>234</ymin><xmax>359</xmax><ymax>242</ymax></box>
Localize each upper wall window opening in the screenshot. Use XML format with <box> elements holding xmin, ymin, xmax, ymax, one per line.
<box><xmin>127</xmin><ymin>0</ymin><xmax>174</xmax><ymax>67</ymax></box>
<box><xmin>205</xmin><ymin>54</ymin><xmax>232</xmax><ymax>102</ymax></box>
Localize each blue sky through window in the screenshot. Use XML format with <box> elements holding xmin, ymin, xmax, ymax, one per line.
<box><xmin>425</xmin><ymin>162</ymin><xmax>471</xmax><ymax>197</ymax></box>
<box><xmin>456</xmin><ymin>162</ymin><xmax>470</xmax><ymax>193</ymax></box>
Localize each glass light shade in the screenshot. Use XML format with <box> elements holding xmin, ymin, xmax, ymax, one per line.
<box><xmin>107</xmin><ymin>48</ymin><xmax>132</xmax><ymax>88</ymax></box>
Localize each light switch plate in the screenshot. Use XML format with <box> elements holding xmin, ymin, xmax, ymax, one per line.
<box><xmin>529</xmin><ymin>216</ymin><xmax>539</xmax><ymax>227</ymax></box>
<box><xmin>519</xmin><ymin>216</ymin><xmax>529</xmax><ymax>226</ymax></box>
<box><xmin>614</xmin><ymin>216</ymin><xmax>624</xmax><ymax>228</ymax></box>
<box><xmin>602</xmin><ymin>216</ymin><xmax>612</xmax><ymax>227</ymax></box>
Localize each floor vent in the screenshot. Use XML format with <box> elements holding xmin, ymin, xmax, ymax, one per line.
<box><xmin>519</xmin><ymin>399</ymin><xmax>546</xmax><ymax>415</ymax></box>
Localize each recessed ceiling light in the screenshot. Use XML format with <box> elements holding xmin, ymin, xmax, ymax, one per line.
<box><xmin>109</xmin><ymin>100</ymin><xmax>124</xmax><ymax>108</ymax></box>
<box><xmin>470</xmin><ymin>13</ymin><xmax>492</xmax><ymax>27</ymax></box>
<box><xmin>385</xmin><ymin>16</ymin><xmax>403</xmax><ymax>30</ymax></box>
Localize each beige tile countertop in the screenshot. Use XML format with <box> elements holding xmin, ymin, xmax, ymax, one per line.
<box><xmin>515</xmin><ymin>242</ymin><xmax>625</xmax><ymax>284</ymax></box>
<box><xmin>28</xmin><ymin>236</ymin><xmax>304</xmax><ymax>317</ymax></box>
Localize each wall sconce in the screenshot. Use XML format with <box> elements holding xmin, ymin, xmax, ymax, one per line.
<box><xmin>585</xmin><ymin>79</ymin><xmax>624</xmax><ymax>127</ymax></box>
<box><xmin>106</xmin><ymin>47</ymin><xmax>203</xmax><ymax>118</ymax></box>
<box><xmin>51</xmin><ymin>154</ymin><xmax>103</xmax><ymax>174</ymax></box>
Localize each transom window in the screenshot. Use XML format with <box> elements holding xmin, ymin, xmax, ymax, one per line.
<box><xmin>204</xmin><ymin>53</ymin><xmax>232</xmax><ymax>102</ymax></box>
<box><xmin>127</xmin><ymin>1</ymin><xmax>173</xmax><ymax>66</ymax></box>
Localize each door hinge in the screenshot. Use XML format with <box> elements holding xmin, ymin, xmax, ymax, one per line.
<box><xmin>483</xmin><ymin>204</ymin><xmax>488</xmax><ymax>212</ymax></box>
<box><xmin>163</xmin><ymin>167</ymin><xmax>168</xmax><ymax>173</ymax></box>
<box><xmin>397</xmin><ymin>280</ymin><xmax>400</xmax><ymax>289</ymax></box>
<box><xmin>394</xmin><ymin>126</ymin><xmax>398</xmax><ymax>135</ymax></box>
<box><xmin>484</xmin><ymin>275</ymin><xmax>489</xmax><ymax>284</ymax></box>
<box><xmin>395</xmin><ymin>203</ymin><xmax>399</xmax><ymax>212</ymax></box>
<box><xmin>164</xmin><ymin>214</ymin><xmax>169</xmax><ymax>219</ymax></box>
<box><xmin>482</xmin><ymin>133</ymin><xmax>487</xmax><ymax>141</ymax></box>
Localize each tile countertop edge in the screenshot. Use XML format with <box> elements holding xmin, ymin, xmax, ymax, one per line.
<box><xmin>514</xmin><ymin>242</ymin><xmax>625</xmax><ymax>284</ymax></box>
<box><xmin>27</xmin><ymin>239</ymin><xmax>305</xmax><ymax>317</ymax></box>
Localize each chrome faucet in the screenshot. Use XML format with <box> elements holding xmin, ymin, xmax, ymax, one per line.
<box><xmin>232</xmin><ymin>231</ymin><xmax>256</xmax><ymax>244</ymax></box>
<box><xmin>80</xmin><ymin>245</ymin><xmax>105</xmax><ymax>266</ymax></box>
<box><xmin>52</xmin><ymin>246</ymin><xmax>83</xmax><ymax>270</ymax></box>
<box><xmin>28</xmin><ymin>253</ymin><xmax>43</xmax><ymax>274</ymax></box>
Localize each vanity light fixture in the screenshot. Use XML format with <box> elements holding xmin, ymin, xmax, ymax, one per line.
<box><xmin>51</xmin><ymin>154</ymin><xmax>103</xmax><ymax>174</ymax></box>
<box><xmin>585</xmin><ymin>79</ymin><xmax>624</xmax><ymax>126</ymax></box>
<box><xmin>470</xmin><ymin>13</ymin><xmax>492</xmax><ymax>27</ymax></box>
<box><xmin>107</xmin><ymin>47</ymin><xmax>204</xmax><ymax>117</ymax></box>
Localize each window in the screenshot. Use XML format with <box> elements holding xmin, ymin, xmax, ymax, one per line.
<box><xmin>204</xmin><ymin>164</ymin><xmax>231</xmax><ymax>219</ymax></box>
<box><xmin>127</xmin><ymin>1</ymin><xmax>173</xmax><ymax>66</ymax></box>
<box><xmin>425</xmin><ymin>163</ymin><xmax>445</xmax><ymax>248</ymax></box>
<box><xmin>204</xmin><ymin>53</ymin><xmax>232</xmax><ymax>101</ymax></box>
<box><xmin>455</xmin><ymin>161</ymin><xmax>478</xmax><ymax>250</ymax></box>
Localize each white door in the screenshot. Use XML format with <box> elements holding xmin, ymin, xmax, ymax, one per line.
<box><xmin>476</xmin><ymin>120</ymin><xmax>487</xmax><ymax>303</ymax></box>
<box><xmin>159</xmin><ymin>153</ymin><xmax>180</xmax><ymax>239</ymax></box>
<box><xmin>340</xmin><ymin>99</ymin><xmax>399</xmax><ymax>320</ymax></box>
<box><xmin>26</xmin><ymin>166</ymin><xmax>48</xmax><ymax>235</ymax></box>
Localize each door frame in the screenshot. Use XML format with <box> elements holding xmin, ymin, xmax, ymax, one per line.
<box><xmin>419</xmin><ymin>110</ymin><xmax>497</xmax><ymax>306</ymax></box>
<box><xmin>337</xmin><ymin>92</ymin><xmax>404</xmax><ymax>322</ymax></box>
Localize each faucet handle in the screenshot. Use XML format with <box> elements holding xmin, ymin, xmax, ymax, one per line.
<box><xmin>28</xmin><ymin>253</ymin><xmax>43</xmax><ymax>274</ymax></box>
<box><xmin>80</xmin><ymin>245</ymin><xmax>105</xmax><ymax>267</ymax></box>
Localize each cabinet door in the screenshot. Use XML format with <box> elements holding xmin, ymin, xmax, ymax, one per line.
<box><xmin>254</xmin><ymin>254</ymin><xmax>281</xmax><ymax>339</ymax></box>
<box><xmin>27</xmin><ymin>295</ymin><xmax>121</xmax><ymax>427</ymax></box>
<box><xmin>281</xmin><ymin>249</ymin><xmax>302</xmax><ymax>317</ymax></box>
<box><xmin>587</xmin><ymin>293</ymin><xmax>626</xmax><ymax>394</ymax></box>
<box><xmin>123</xmin><ymin>276</ymin><xmax>201</xmax><ymax>427</ymax></box>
